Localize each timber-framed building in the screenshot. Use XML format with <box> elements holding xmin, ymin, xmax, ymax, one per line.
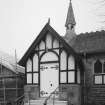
<box><xmin>19</xmin><ymin>1</ymin><xmax>105</xmax><ymax>105</ymax></box>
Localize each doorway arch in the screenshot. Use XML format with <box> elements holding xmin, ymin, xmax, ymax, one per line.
<box><xmin>40</xmin><ymin>51</ymin><xmax>59</xmax><ymax>97</ymax></box>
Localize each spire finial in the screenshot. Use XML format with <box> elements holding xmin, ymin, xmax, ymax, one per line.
<box><xmin>48</xmin><ymin>18</ymin><xmax>50</xmax><ymax>24</ymax></box>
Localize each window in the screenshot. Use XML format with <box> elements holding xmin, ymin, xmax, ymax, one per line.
<box><xmin>94</xmin><ymin>60</ymin><xmax>102</xmax><ymax>73</ymax></box>
<box><xmin>33</xmin><ymin>54</ymin><xmax>39</xmax><ymax>84</ymax></box>
<box><xmin>60</xmin><ymin>51</ymin><xmax>67</xmax><ymax>83</ymax></box>
<box><xmin>94</xmin><ymin>60</ymin><xmax>105</xmax><ymax>84</ymax></box>
<box><xmin>68</xmin><ymin>55</ymin><xmax>75</xmax><ymax>83</ymax></box>
<box><xmin>33</xmin><ymin>73</ymin><xmax>38</xmax><ymax>83</ymax></box>
<box><xmin>26</xmin><ymin>59</ymin><xmax>32</xmax><ymax>84</ymax></box>
<box><xmin>60</xmin><ymin>52</ymin><xmax>76</xmax><ymax>84</ymax></box>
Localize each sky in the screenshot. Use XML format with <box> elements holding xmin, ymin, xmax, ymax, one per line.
<box><xmin>0</xmin><ymin>0</ymin><xmax>105</xmax><ymax>60</ymax></box>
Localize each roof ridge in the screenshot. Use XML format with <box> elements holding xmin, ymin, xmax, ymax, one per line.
<box><xmin>77</xmin><ymin>30</ymin><xmax>105</xmax><ymax>38</ymax></box>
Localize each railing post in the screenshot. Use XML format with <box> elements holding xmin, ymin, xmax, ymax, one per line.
<box><xmin>53</xmin><ymin>93</ymin><xmax>55</xmax><ymax>105</ymax></box>
<box><xmin>28</xmin><ymin>91</ymin><xmax>30</xmax><ymax>105</ymax></box>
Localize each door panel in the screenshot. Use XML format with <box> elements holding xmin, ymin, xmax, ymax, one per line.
<box><xmin>40</xmin><ymin>63</ymin><xmax>59</xmax><ymax>97</ymax></box>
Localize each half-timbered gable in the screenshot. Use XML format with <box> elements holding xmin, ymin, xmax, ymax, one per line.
<box><xmin>19</xmin><ymin>21</ymin><xmax>81</xmax><ymax>104</ymax></box>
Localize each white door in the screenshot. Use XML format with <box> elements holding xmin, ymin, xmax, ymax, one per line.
<box><xmin>40</xmin><ymin>63</ymin><xmax>59</xmax><ymax>97</ymax></box>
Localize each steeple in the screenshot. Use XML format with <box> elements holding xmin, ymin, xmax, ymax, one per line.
<box><xmin>65</xmin><ymin>0</ymin><xmax>76</xmax><ymax>29</ymax></box>
<box><xmin>65</xmin><ymin>0</ymin><xmax>76</xmax><ymax>42</ymax></box>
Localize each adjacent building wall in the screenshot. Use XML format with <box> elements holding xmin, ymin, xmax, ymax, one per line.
<box><xmin>83</xmin><ymin>55</ymin><xmax>105</xmax><ymax>105</ymax></box>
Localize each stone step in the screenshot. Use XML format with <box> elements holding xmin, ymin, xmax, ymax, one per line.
<box><xmin>24</xmin><ymin>98</ymin><xmax>67</xmax><ymax>105</ymax></box>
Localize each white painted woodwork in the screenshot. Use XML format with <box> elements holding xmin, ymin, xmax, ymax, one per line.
<box><xmin>39</xmin><ymin>51</ymin><xmax>44</xmax><ymax>56</ymax></box>
<box><xmin>27</xmin><ymin>73</ymin><xmax>32</xmax><ymax>83</ymax></box>
<box><xmin>95</xmin><ymin>76</ymin><xmax>102</xmax><ymax>84</ymax></box>
<box><xmin>60</xmin><ymin>72</ymin><xmax>67</xmax><ymax>83</ymax></box>
<box><xmin>68</xmin><ymin>55</ymin><xmax>75</xmax><ymax>70</ymax></box>
<box><xmin>40</xmin><ymin>63</ymin><xmax>59</xmax><ymax>97</ymax></box>
<box><xmin>68</xmin><ymin>71</ymin><xmax>75</xmax><ymax>83</ymax></box>
<box><xmin>26</xmin><ymin>59</ymin><xmax>32</xmax><ymax>72</ymax></box>
<box><xmin>60</xmin><ymin>51</ymin><xmax>67</xmax><ymax>70</ymax></box>
<box><xmin>46</xmin><ymin>34</ymin><xmax>52</xmax><ymax>49</ymax></box>
<box><xmin>60</xmin><ymin>43</ymin><xmax>63</xmax><ymax>47</ymax></box>
<box><xmin>33</xmin><ymin>54</ymin><xmax>38</xmax><ymax>72</ymax></box>
<box><xmin>35</xmin><ymin>46</ymin><xmax>38</xmax><ymax>50</ymax></box>
<box><xmin>54</xmin><ymin>49</ymin><xmax>59</xmax><ymax>55</ymax></box>
<box><xmin>33</xmin><ymin>73</ymin><xmax>38</xmax><ymax>83</ymax></box>
<box><xmin>41</xmin><ymin>52</ymin><xmax>58</xmax><ymax>62</ymax></box>
<box><xmin>53</xmin><ymin>39</ymin><xmax>59</xmax><ymax>48</ymax></box>
<box><xmin>39</xmin><ymin>41</ymin><xmax>45</xmax><ymax>50</ymax></box>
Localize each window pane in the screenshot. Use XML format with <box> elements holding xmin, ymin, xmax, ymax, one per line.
<box><xmin>95</xmin><ymin>75</ymin><xmax>102</xmax><ymax>84</ymax></box>
<box><xmin>60</xmin><ymin>51</ymin><xmax>67</xmax><ymax>70</ymax></box>
<box><xmin>33</xmin><ymin>73</ymin><xmax>38</xmax><ymax>83</ymax></box>
<box><xmin>60</xmin><ymin>72</ymin><xmax>67</xmax><ymax>83</ymax></box>
<box><xmin>26</xmin><ymin>59</ymin><xmax>32</xmax><ymax>72</ymax></box>
<box><xmin>94</xmin><ymin>60</ymin><xmax>102</xmax><ymax>73</ymax></box>
<box><xmin>68</xmin><ymin>55</ymin><xmax>75</xmax><ymax>70</ymax></box>
<box><xmin>27</xmin><ymin>73</ymin><xmax>32</xmax><ymax>84</ymax></box>
<box><xmin>33</xmin><ymin>54</ymin><xmax>38</xmax><ymax>72</ymax></box>
<box><xmin>68</xmin><ymin>71</ymin><xmax>75</xmax><ymax>83</ymax></box>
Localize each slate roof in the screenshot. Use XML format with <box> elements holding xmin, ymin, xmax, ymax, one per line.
<box><xmin>0</xmin><ymin>50</ymin><xmax>25</xmax><ymax>74</ymax></box>
<box><xmin>65</xmin><ymin>30</ymin><xmax>105</xmax><ymax>54</ymax></box>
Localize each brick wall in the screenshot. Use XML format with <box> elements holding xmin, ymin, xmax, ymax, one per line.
<box><xmin>60</xmin><ymin>84</ymin><xmax>81</xmax><ymax>105</ymax></box>
<box><xmin>24</xmin><ymin>85</ymin><xmax>39</xmax><ymax>103</ymax></box>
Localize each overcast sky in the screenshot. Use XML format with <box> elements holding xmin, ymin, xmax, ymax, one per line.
<box><xmin>0</xmin><ymin>0</ymin><xmax>105</xmax><ymax>60</ymax></box>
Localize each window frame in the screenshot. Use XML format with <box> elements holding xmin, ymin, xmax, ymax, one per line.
<box><xmin>94</xmin><ymin>60</ymin><xmax>105</xmax><ymax>85</ymax></box>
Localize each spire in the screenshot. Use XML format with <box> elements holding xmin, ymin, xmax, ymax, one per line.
<box><xmin>65</xmin><ymin>0</ymin><xmax>76</xmax><ymax>29</ymax></box>
<box><xmin>64</xmin><ymin>0</ymin><xmax>76</xmax><ymax>42</ymax></box>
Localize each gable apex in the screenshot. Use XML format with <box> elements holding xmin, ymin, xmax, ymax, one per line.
<box><xmin>19</xmin><ymin>23</ymin><xmax>77</xmax><ymax>66</ymax></box>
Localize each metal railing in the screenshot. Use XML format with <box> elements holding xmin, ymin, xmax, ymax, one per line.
<box><xmin>14</xmin><ymin>95</ymin><xmax>24</xmax><ymax>105</ymax></box>
<box><xmin>43</xmin><ymin>86</ymin><xmax>67</xmax><ymax>105</ymax></box>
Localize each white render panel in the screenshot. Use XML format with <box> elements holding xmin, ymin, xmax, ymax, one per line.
<box><xmin>27</xmin><ymin>73</ymin><xmax>32</xmax><ymax>83</ymax></box>
<box><xmin>39</xmin><ymin>51</ymin><xmax>44</xmax><ymax>56</ymax></box>
<box><xmin>53</xmin><ymin>49</ymin><xmax>59</xmax><ymax>55</ymax></box>
<box><xmin>46</xmin><ymin>34</ymin><xmax>52</xmax><ymax>49</ymax></box>
<box><xmin>60</xmin><ymin>51</ymin><xmax>67</xmax><ymax>70</ymax></box>
<box><xmin>26</xmin><ymin>59</ymin><xmax>32</xmax><ymax>72</ymax></box>
<box><xmin>33</xmin><ymin>54</ymin><xmax>38</xmax><ymax>72</ymax></box>
<box><xmin>60</xmin><ymin>72</ymin><xmax>66</xmax><ymax>83</ymax></box>
<box><xmin>39</xmin><ymin>41</ymin><xmax>45</xmax><ymax>50</ymax></box>
<box><xmin>41</xmin><ymin>52</ymin><xmax>58</xmax><ymax>62</ymax></box>
<box><xmin>68</xmin><ymin>55</ymin><xmax>75</xmax><ymax>70</ymax></box>
<box><xmin>53</xmin><ymin>39</ymin><xmax>59</xmax><ymax>48</ymax></box>
<box><xmin>33</xmin><ymin>73</ymin><xmax>38</xmax><ymax>83</ymax></box>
